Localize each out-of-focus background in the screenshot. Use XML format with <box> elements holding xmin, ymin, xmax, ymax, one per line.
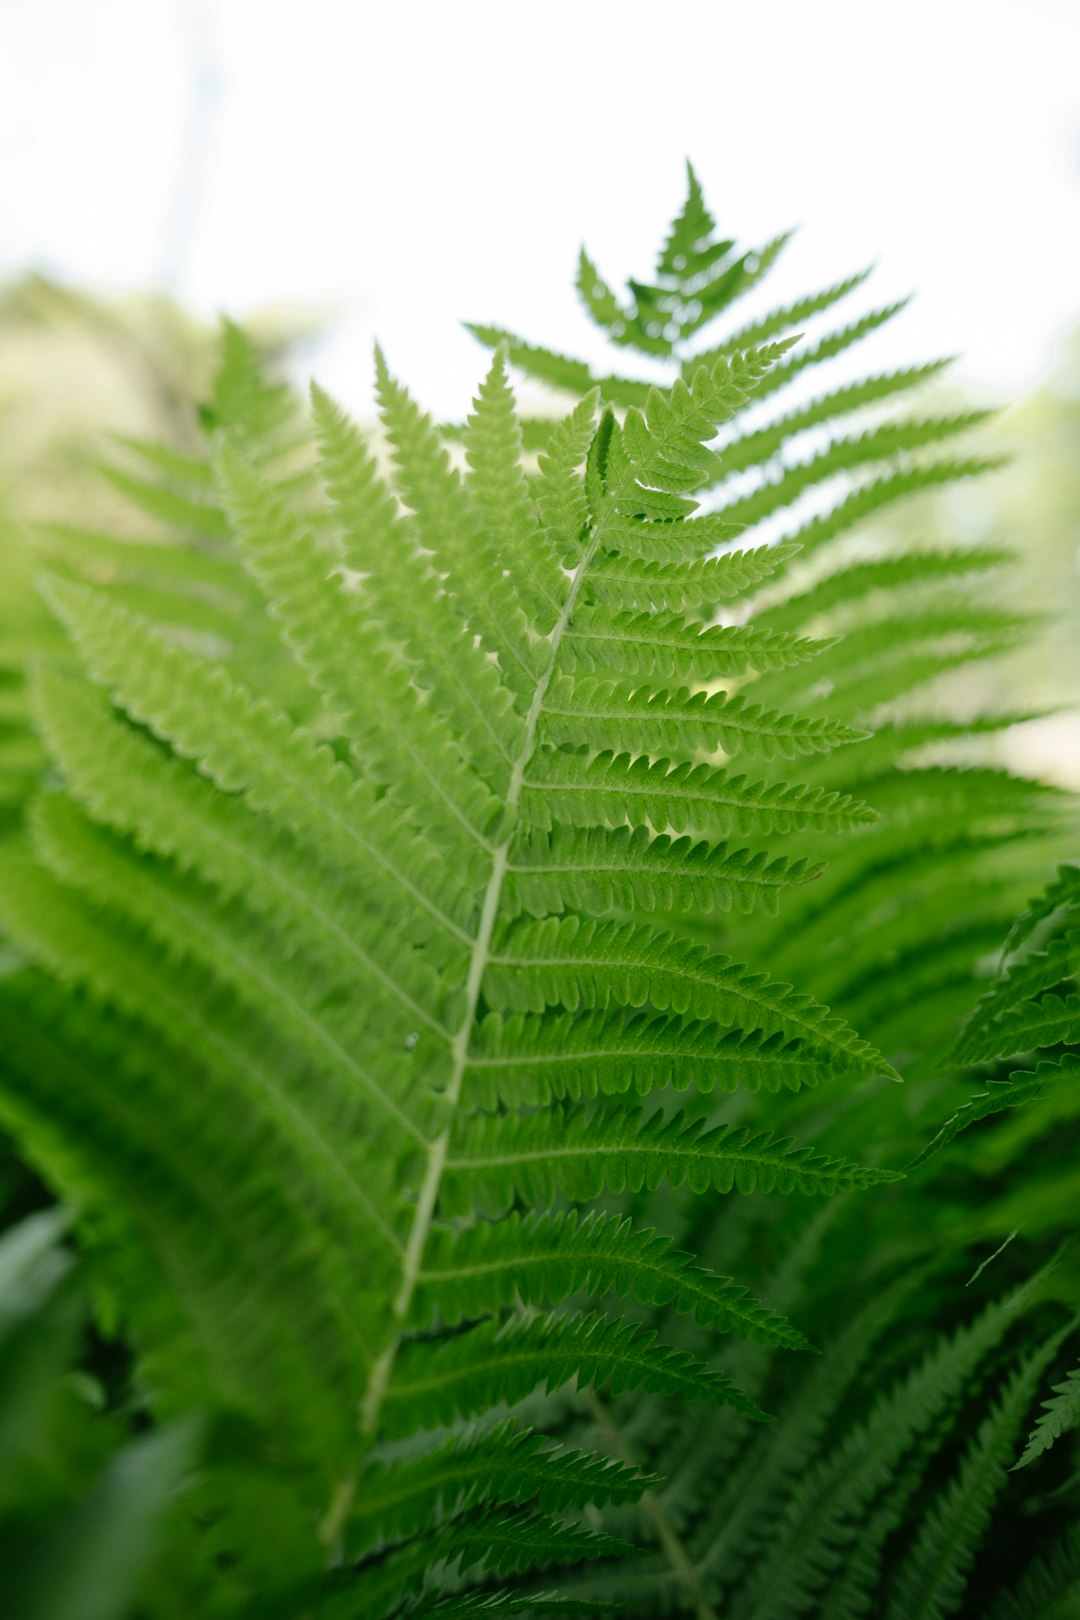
<box><xmin>1</xmin><ymin>0</ymin><xmax>1078</xmax><ymax>757</ymax></box>
<box><xmin>3</xmin><ymin>0</ymin><xmax>1077</xmax><ymax>780</ymax></box>
<box><xmin>2</xmin><ymin>6</ymin><xmax>1080</xmax><ymax>414</ymax></box>
<box><xmin>1</xmin><ymin>1</ymin><xmax>1078</xmax><ymax>417</ymax></box>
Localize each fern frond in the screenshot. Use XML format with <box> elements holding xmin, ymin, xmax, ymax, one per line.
<box><xmin>690</xmin><ymin>1275</ymin><xmax>917</xmax><ymax>1608</ymax></box>
<box><xmin>438</xmin><ymin>1504</ymin><xmax>634</xmax><ymax>1580</ymax></box>
<box><xmin>953</xmin><ymin>869</ymin><xmax>1080</xmax><ymax>1064</ymax></box>
<box><xmin>956</xmin><ymin>994</ymin><xmax>1080</xmax><ymax>1066</ymax></box>
<box><xmin>883</xmin><ymin>1330</ymin><xmax>1070</xmax><ymax>1620</ymax></box>
<box><xmin>974</xmin><ymin>916</ymin><xmax>1080</xmax><ymax>1023</ymax></box>
<box><xmin>608</xmin><ymin>342</ymin><xmax>796</xmax><ymax>507</ymax></box>
<box><xmin>656</xmin><ymin>161</ymin><xmax>727</xmax><ymax>281</ymax></box>
<box><xmin>542</xmin><ymin>676</ymin><xmax>865</xmax><ymax>759</ymax></box>
<box><xmin>3</xmin><ymin>168</ymin><xmax>1036</xmax><ymax>1610</ymax></box>
<box><xmin>730</xmin><ymin>1290</ymin><xmax>1025</xmax><ymax>1620</ymax></box>
<box><xmin>26</xmin><ymin>794</ymin><xmax>446</xmax><ymax>1140</ymax></box>
<box><xmin>773</xmin><ymin>455</ymin><xmax>1004</xmax><ymax>560</ymax></box>
<box><xmin>37</xmin><ymin>573</ymin><xmax>477</xmax><ymax>946</ymax></box>
<box><xmin>349</xmin><ymin>1420</ymin><xmax>651</xmax><ymax>1553</ymax></box>
<box><xmin>99</xmin><ymin>465</ymin><xmax>231</xmax><ymax>542</ymax></box>
<box><xmin>702</xmin><ymin>298</ymin><xmax>912</xmax><ymax>399</ymax></box>
<box><xmin>466</xmin><ymin>1011</ymin><xmax>845</xmax><ymax>1108</ymax></box>
<box><xmin>577</xmin><ymin>247</ymin><xmax>661</xmax><ymax>353</ymax></box>
<box><xmin>111</xmin><ymin>433</ymin><xmax>216</xmax><ymax>485</ymax></box>
<box><xmin>506</xmin><ymin>824</ymin><xmax>818</xmax><ymax>918</ymax></box>
<box><xmin>217</xmin><ymin>441</ymin><xmax>502</xmax><ymax>865</ymax></box>
<box><xmin>908</xmin><ymin>1059</ymin><xmax>1074</xmax><ymax>1169</ymax></box>
<box><xmin>30</xmin><ymin>667</ymin><xmax>462</xmax><ymax>1040</ymax></box>
<box><xmin>463</xmin><ymin>324</ymin><xmax>598</xmax><ymax>397</ymax></box>
<box><xmin>415</xmin><ymin>1209</ymin><xmax>811</xmax><ymax>1349</ymax></box>
<box><xmin>713</xmin><ymin>413</ymin><xmax>993</xmax><ymax>530</ymax></box>
<box><xmin>406</xmin><ymin>1590</ymin><xmax>611</xmax><ymax>1619</ymax></box>
<box><xmin>375</xmin><ymin>347</ymin><xmax>539</xmax><ymax>695</ymax></box>
<box><xmin>465</xmin><ymin>351</ymin><xmax>566</xmax><ymax>626</ymax></box>
<box><xmin>35</xmin><ymin>520</ymin><xmax>243</xmax><ymax>594</ymax></box>
<box><xmin>710</xmin><ymin>270</ymin><xmax>878</xmax><ymax>356</ymax></box>
<box><xmin>310</xmin><ymin>380</ymin><xmax>522</xmax><ymax>791</ymax></box>
<box><xmin>562</xmin><ymin>610</ymin><xmax>828</xmax><ymax>682</ymax></box>
<box><xmin>583</xmin><ymin>543</ymin><xmax>798</xmax><ymax>611</ymax></box>
<box><xmin>464</xmin><ymin>324</ymin><xmax>659</xmax><ymax>415</ymax></box>
<box><xmin>383</xmin><ymin>1311</ymin><xmax>765</xmax><ymax>1434</ymax></box>
<box><xmin>755</xmin><ymin>546</ymin><xmax>1013</xmax><ymax>633</ymax></box>
<box><xmin>520</xmin><ymin>749</ymin><xmax>877</xmax><ymax>839</ymax></box>
<box><xmin>0</xmin><ymin>855</ymin><xmax>411</xmax><ymax>1260</ymax></box>
<box><xmin>0</xmin><ymin>971</ymin><xmax>381</xmax><ymax>1466</ymax></box>
<box><xmin>1001</xmin><ymin>864</ymin><xmax>1080</xmax><ymax>956</ymax></box>
<box><xmin>1015</xmin><ymin>1356</ymin><xmax>1080</xmax><ymax>1469</ymax></box>
<box><xmin>335</xmin><ymin>1505</ymin><xmax>630</xmax><ymax>1618</ymax></box>
<box><xmin>444</xmin><ymin>1109</ymin><xmax>897</xmax><ymax>1215</ymax></box>
<box><xmin>487</xmin><ymin>916</ymin><xmax>898</xmax><ymax>1078</ymax></box>
<box><xmin>532</xmin><ymin>390</ymin><xmax>601</xmax><ymax>561</ymax></box>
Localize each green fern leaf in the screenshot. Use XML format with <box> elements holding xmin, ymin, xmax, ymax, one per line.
<box><xmin>383</xmin><ymin>1311</ymin><xmax>766</xmax><ymax>1433</ymax></box>
<box><xmin>416</xmin><ymin>1209</ymin><xmax>812</xmax><ymax>1349</ymax></box>
<box><xmin>1014</xmin><ymin>1356</ymin><xmax>1080</xmax><ymax>1469</ymax></box>
<box><xmin>486</xmin><ymin>917</ymin><xmax>897</xmax><ymax>1078</ymax></box>
<box><xmin>520</xmin><ymin>749</ymin><xmax>877</xmax><ymax>839</ymax></box>
<box><xmin>542</xmin><ymin>676</ymin><xmax>866</xmax><ymax>759</ymax></box>
<box><xmin>883</xmin><ymin>1330</ymin><xmax>1070</xmax><ymax>1620</ymax></box>
<box><xmin>444</xmin><ymin>1109</ymin><xmax>896</xmax><ymax>1215</ymax></box>
<box><xmin>349</xmin><ymin>1420</ymin><xmax>651</xmax><ymax>1552</ymax></box>
<box><xmin>583</xmin><ymin>543</ymin><xmax>799</xmax><ymax>611</ymax></box>
<box><xmin>506</xmin><ymin>824</ymin><xmax>819</xmax><ymax>918</ymax></box>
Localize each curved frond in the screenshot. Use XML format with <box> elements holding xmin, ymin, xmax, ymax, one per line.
<box><xmin>416</xmin><ymin>1208</ymin><xmax>811</xmax><ymax>1349</ymax></box>
<box><xmin>444</xmin><ymin>1108</ymin><xmax>897</xmax><ymax>1216</ymax></box>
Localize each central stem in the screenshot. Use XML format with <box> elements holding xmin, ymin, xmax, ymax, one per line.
<box><xmin>322</xmin><ymin>522</ymin><xmax>605</xmax><ymax>1557</ymax></box>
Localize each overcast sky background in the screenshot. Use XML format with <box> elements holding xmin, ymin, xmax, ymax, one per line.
<box><xmin>0</xmin><ymin>0</ymin><xmax>1077</xmax><ymax>419</ymax></box>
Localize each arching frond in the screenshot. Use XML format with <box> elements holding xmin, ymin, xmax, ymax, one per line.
<box><xmin>2</xmin><ymin>161</ymin><xmax>1060</xmax><ymax>1619</ymax></box>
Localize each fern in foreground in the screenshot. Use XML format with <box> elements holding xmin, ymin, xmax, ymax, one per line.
<box><xmin>2</xmin><ymin>167</ymin><xmax>1074</xmax><ymax>1615</ymax></box>
<box><xmin>0</xmin><ymin>237</ymin><xmax>901</xmax><ymax>1606</ymax></box>
<box><xmin>471</xmin><ymin>161</ymin><xmax>1070</xmax><ymax>1087</ymax></box>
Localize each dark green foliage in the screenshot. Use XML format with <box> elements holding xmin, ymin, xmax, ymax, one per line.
<box><xmin>0</xmin><ymin>1212</ymin><xmax>197</xmax><ymax>1620</ymax></box>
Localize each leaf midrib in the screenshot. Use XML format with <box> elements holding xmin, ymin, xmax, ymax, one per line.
<box><xmin>329</xmin><ymin>477</ymin><xmax>616</xmax><ymax>1545</ymax></box>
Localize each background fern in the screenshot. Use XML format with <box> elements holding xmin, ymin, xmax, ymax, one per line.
<box><xmin>0</xmin><ymin>169</ymin><xmax>1076</xmax><ymax>1616</ymax></box>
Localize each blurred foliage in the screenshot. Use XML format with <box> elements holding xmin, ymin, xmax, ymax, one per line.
<box><xmin>0</xmin><ymin>1210</ymin><xmax>198</xmax><ymax>1620</ymax></box>
<box><xmin>0</xmin><ymin>275</ymin><xmax>317</xmax><ymax>520</ymax></box>
<box><xmin>0</xmin><ymin>275</ymin><xmax>316</xmax><ymax>839</ymax></box>
<box><xmin>865</xmin><ymin>334</ymin><xmax>1080</xmax><ymax>786</ymax></box>
<box><xmin>0</xmin><ymin>286</ymin><xmax>311</xmax><ymax>1620</ymax></box>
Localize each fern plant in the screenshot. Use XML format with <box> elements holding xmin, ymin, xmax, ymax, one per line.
<box><xmin>470</xmin><ymin>161</ymin><xmax>1071</xmax><ymax>1090</ymax></box>
<box><xmin>0</xmin><ymin>166</ymin><xmax>1074</xmax><ymax>1615</ymax></box>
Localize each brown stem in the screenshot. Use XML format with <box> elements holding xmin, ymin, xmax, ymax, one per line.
<box><xmin>584</xmin><ymin>1390</ymin><xmax>719</xmax><ymax>1620</ymax></box>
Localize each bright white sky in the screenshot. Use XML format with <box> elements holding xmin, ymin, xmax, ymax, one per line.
<box><xmin>0</xmin><ymin>0</ymin><xmax>1077</xmax><ymax>420</ymax></box>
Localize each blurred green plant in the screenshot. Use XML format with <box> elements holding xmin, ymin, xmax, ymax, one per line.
<box><xmin>0</xmin><ymin>277</ymin><xmax>316</xmax><ymax>838</ymax></box>
<box><xmin>0</xmin><ymin>1209</ymin><xmax>198</xmax><ymax>1620</ymax></box>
